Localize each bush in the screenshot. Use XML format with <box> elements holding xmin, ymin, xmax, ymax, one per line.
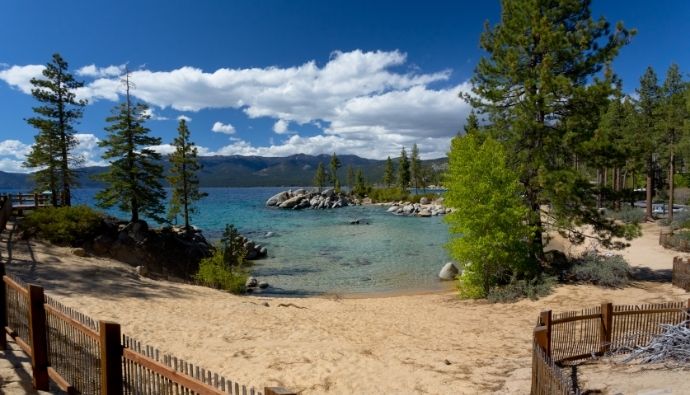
<box><xmin>20</xmin><ymin>205</ymin><xmax>104</xmax><ymax>245</ymax></box>
<box><xmin>408</xmin><ymin>192</ymin><xmax>439</xmax><ymax>204</ymax></box>
<box><xmin>367</xmin><ymin>187</ymin><xmax>410</xmax><ymax>203</ymax></box>
<box><xmin>195</xmin><ymin>251</ymin><xmax>248</xmax><ymax>294</ymax></box>
<box><xmin>607</xmin><ymin>206</ymin><xmax>645</xmax><ymax>224</ymax></box>
<box><xmin>567</xmin><ymin>253</ymin><xmax>631</xmax><ymax>288</ymax></box>
<box><xmin>486</xmin><ymin>276</ymin><xmax>555</xmax><ymax>303</ymax></box>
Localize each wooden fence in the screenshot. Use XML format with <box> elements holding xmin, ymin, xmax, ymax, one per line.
<box><xmin>0</xmin><ymin>267</ymin><xmax>295</xmax><ymax>395</ymax></box>
<box><xmin>673</xmin><ymin>257</ymin><xmax>690</xmax><ymax>291</ymax></box>
<box><xmin>531</xmin><ymin>300</ymin><xmax>690</xmax><ymax>395</ymax></box>
<box><xmin>0</xmin><ymin>193</ymin><xmax>53</xmax><ymax>217</ymax></box>
<box><xmin>659</xmin><ymin>228</ymin><xmax>690</xmax><ymax>252</ymax></box>
<box><xmin>0</xmin><ymin>195</ymin><xmax>12</xmax><ymax>231</ymax></box>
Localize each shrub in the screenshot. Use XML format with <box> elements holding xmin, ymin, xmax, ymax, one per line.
<box><xmin>607</xmin><ymin>206</ymin><xmax>645</xmax><ymax>224</ymax></box>
<box><xmin>408</xmin><ymin>192</ymin><xmax>439</xmax><ymax>204</ymax></box>
<box><xmin>20</xmin><ymin>205</ymin><xmax>104</xmax><ymax>245</ymax></box>
<box><xmin>486</xmin><ymin>276</ymin><xmax>555</xmax><ymax>303</ymax></box>
<box><xmin>567</xmin><ymin>253</ymin><xmax>631</xmax><ymax>288</ymax></box>
<box><xmin>195</xmin><ymin>251</ymin><xmax>248</xmax><ymax>294</ymax></box>
<box><xmin>367</xmin><ymin>187</ymin><xmax>410</xmax><ymax>203</ymax></box>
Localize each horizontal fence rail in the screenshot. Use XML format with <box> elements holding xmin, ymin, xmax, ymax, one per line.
<box><xmin>0</xmin><ymin>268</ymin><xmax>296</xmax><ymax>395</ymax></box>
<box><xmin>532</xmin><ymin>299</ymin><xmax>690</xmax><ymax>395</ymax></box>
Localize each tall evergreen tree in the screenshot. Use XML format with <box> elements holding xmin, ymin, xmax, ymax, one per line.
<box><xmin>398</xmin><ymin>147</ymin><xmax>410</xmax><ymax>190</ymax></box>
<box><xmin>346</xmin><ymin>165</ymin><xmax>355</xmax><ymax>191</ymax></box>
<box><xmin>410</xmin><ymin>143</ymin><xmax>421</xmax><ymax>193</ymax></box>
<box><xmin>635</xmin><ymin>67</ymin><xmax>662</xmax><ymax>220</ymax></box>
<box><xmin>353</xmin><ymin>169</ymin><xmax>368</xmax><ymax>196</ymax></box>
<box><xmin>168</xmin><ymin>119</ymin><xmax>207</xmax><ymax>230</ymax></box>
<box><xmin>329</xmin><ymin>152</ymin><xmax>341</xmax><ymax>189</ymax></box>
<box><xmin>95</xmin><ymin>70</ymin><xmax>166</xmax><ymax>223</ymax></box>
<box><xmin>463</xmin><ymin>110</ymin><xmax>480</xmax><ymax>136</ymax></box>
<box><xmin>313</xmin><ymin>162</ymin><xmax>326</xmax><ymax>192</ymax></box>
<box><xmin>24</xmin><ymin>53</ymin><xmax>86</xmax><ymax>206</ymax></box>
<box><xmin>466</xmin><ymin>0</ymin><xmax>635</xmax><ymax>263</ymax></box>
<box><xmin>659</xmin><ymin>64</ymin><xmax>687</xmax><ymax>222</ymax></box>
<box><xmin>382</xmin><ymin>156</ymin><xmax>394</xmax><ymax>188</ymax></box>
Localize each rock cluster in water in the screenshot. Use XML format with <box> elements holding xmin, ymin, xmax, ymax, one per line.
<box><xmin>266</xmin><ymin>188</ymin><xmax>352</xmax><ymax>210</ymax></box>
<box><xmin>236</xmin><ymin>235</ymin><xmax>268</xmax><ymax>260</ymax></box>
<box><xmin>385</xmin><ymin>197</ymin><xmax>451</xmax><ymax>217</ymax></box>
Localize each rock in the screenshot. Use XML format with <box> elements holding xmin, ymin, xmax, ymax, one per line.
<box><xmin>266</xmin><ymin>191</ymin><xmax>290</xmax><ymax>206</ymax></box>
<box><xmin>362</xmin><ymin>197</ymin><xmax>372</xmax><ymax>204</ymax></box>
<box><xmin>420</xmin><ymin>197</ymin><xmax>430</xmax><ymax>205</ymax></box>
<box><xmin>72</xmin><ymin>248</ymin><xmax>87</xmax><ymax>257</ymax></box>
<box><xmin>135</xmin><ymin>265</ymin><xmax>148</xmax><ymax>276</ymax></box>
<box><xmin>439</xmin><ymin>262</ymin><xmax>460</xmax><ymax>281</ymax></box>
<box><xmin>246</xmin><ymin>277</ymin><xmax>258</xmax><ymax>288</ymax></box>
<box><xmin>265</xmin><ymin>232</ymin><xmax>275</xmax><ymax>238</ymax></box>
<box><xmin>418</xmin><ymin>209</ymin><xmax>432</xmax><ymax>217</ymax></box>
<box><xmin>544</xmin><ymin>250</ymin><xmax>569</xmax><ymax>272</ymax></box>
<box><xmin>246</xmin><ymin>249</ymin><xmax>258</xmax><ymax>260</ymax></box>
<box><xmin>258</xmin><ymin>281</ymin><xmax>269</xmax><ymax>289</ymax></box>
<box><xmin>259</xmin><ymin>247</ymin><xmax>268</xmax><ymax>257</ymax></box>
<box><xmin>322</xmin><ymin>188</ymin><xmax>334</xmax><ymax>197</ymax></box>
<box><xmin>293</xmin><ymin>188</ymin><xmax>306</xmax><ymax>196</ymax></box>
<box><xmin>387</xmin><ymin>206</ymin><xmax>399</xmax><ymax>213</ymax></box>
<box><xmin>279</xmin><ymin>195</ymin><xmax>304</xmax><ymax>209</ymax></box>
<box><xmin>402</xmin><ymin>204</ymin><xmax>415</xmax><ymax>215</ymax></box>
<box><xmin>92</xmin><ymin>235</ymin><xmax>113</xmax><ymax>255</ymax></box>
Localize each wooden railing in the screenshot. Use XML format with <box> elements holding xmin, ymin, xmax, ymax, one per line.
<box><xmin>0</xmin><ymin>266</ymin><xmax>296</xmax><ymax>395</ymax></box>
<box><xmin>531</xmin><ymin>300</ymin><xmax>690</xmax><ymax>394</ymax></box>
<box><xmin>0</xmin><ymin>195</ymin><xmax>12</xmax><ymax>231</ymax></box>
<box><xmin>673</xmin><ymin>257</ymin><xmax>690</xmax><ymax>291</ymax></box>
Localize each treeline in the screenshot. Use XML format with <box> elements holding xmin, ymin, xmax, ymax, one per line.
<box><xmin>23</xmin><ymin>54</ymin><xmax>205</xmax><ymax>230</ymax></box>
<box><xmin>312</xmin><ymin>144</ymin><xmax>444</xmax><ymax>197</ymax></box>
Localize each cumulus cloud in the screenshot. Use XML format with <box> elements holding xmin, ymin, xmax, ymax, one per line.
<box><xmin>0</xmin><ymin>139</ymin><xmax>31</xmax><ymax>159</ymax></box>
<box><xmin>142</xmin><ymin>108</ymin><xmax>169</xmax><ymax>121</ymax></box>
<box><xmin>76</xmin><ymin>64</ymin><xmax>125</xmax><ymax>78</ymax></box>
<box><xmin>272</xmin><ymin>119</ymin><xmax>289</xmax><ymax>134</ymax></box>
<box><xmin>0</xmin><ymin>64</ymin><xmax>45</xmax><ymax>94</ymax></box>
<box><xmin>211</xmin><ymin>122</ymin><xmax>235</xmax><ymax>134</ymax></box>
<box><xmin>177</xmin><ymin>115</ymin><xmax>192</xmax><ymax>122</ymax></box>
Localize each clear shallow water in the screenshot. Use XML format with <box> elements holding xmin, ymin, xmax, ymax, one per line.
<box><xmin>5</xmin><ymin>187</ymin><xmax>451</xmax><ymax>295</ymax></box>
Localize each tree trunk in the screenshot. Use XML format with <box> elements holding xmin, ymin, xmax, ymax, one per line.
<box><xmin>645</xmin><ymin>158</ymin><xmax>654</xmax><ymax>221</ymax></box>
<box><xmin>669</xmin><ymin>152</ymin><xmax>675</xmax><ymax>223</ymax></box>
<box><xmin>597</xmin><ymin>168</ymin><xmax>603</xmax><ymax>209</ymax></box>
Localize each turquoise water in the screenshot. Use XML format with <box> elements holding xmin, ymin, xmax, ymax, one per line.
<box><xmin>9</xmin><ymin>188</ymin><xmax>452</xmax><ymax>295</ymax></box>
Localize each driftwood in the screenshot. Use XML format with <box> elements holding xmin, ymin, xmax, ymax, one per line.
<box><xmin>620</xmin><ymin>317</ymin><xmax>690</xmax><ymax>365</ymax></box>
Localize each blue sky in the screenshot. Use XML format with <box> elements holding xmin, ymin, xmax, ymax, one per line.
<box><xmin>1</xmin><ymin>0</ymin><xmax>689</xmax><ymax>172</ymax></box>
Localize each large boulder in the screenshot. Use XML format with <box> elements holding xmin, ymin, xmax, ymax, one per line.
<box><xmin>387</xmin><ymin>206</ymin><xmax>399</xmax><ymax>213</ymax></box>
<box><xmin>420</xmin><ymin>197</ymin><xmax>430</xmax><ymax>205</ymax></box>
<box><xmin>279</xmin><ymin>195</ymin><xmax>304</xmax><ymax>209</ymax></box>
<box><xmin>266</xmin><ymin>191</ymin><xmax>290</xmax><ymax>206</ymax></box>
<box><xmin>418</xmin><ymin>209</ymin><xmax>432</xmax><ymax>217</ymax></box>
<box><xmin>439</xmin><ymin>262</ymin><xmax>460</xmax><ymax>281</ymax></box>
<box><xmin>322</xmin><ymin>188</ymin><xmax>335</xmax><ymax>198</ymax></box>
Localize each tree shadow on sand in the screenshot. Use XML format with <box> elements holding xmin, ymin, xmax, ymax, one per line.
<box><xmin>630</xmin><ymin>266</ymin><xmax>673</xmax><ymax>282</ymax></box>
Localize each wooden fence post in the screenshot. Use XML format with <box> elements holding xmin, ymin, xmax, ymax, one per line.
<box><xmin>538</xmin><ymin>310</ymin><xmax>552</xmax><ymax>357</ymax></box>
<box><xmin>265</xmin><ymin>387</ymin><xmax>297</xmax><ymax>395</ymax></box>
<box><xmin>600</xmin><ymin>302</ymin><xmax>613</xmax><ymax>354</ymax></box>
<box><xmin>0</xmin><ymin>266</ymin><xmax>6</xmax><ymax>350</ymax></box>
<box><xmin>99</xmin><ymin>321</ymin><xmax>123</xmax><ymax>395</ymax></box>
<box><xmin>28</xmin><ymin>284</ymin><xmax>49</xmax><ymax>391</ymax></box>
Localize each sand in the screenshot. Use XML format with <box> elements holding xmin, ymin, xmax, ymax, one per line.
<box><xmin>1</xmin><ymin>221</ymin><xmax>689</xmax><ymax>394</ymax></box>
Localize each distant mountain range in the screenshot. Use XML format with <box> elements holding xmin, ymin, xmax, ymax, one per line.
<box><xmin>0</xmin><ymin>154</ymin><xmax>448</xmax><ymax>189</ymax></box>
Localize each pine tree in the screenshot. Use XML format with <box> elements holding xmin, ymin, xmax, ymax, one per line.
<box><xmin>398</xmin><ymin>147</ymin><xmax>410</xmax><ymax>190</ymax></box>
<box><xmin>346</xmin><ymin>165</ymin><xmax>355</xmax><ymax>191</ymax></box>
<box><xmin>313</xmin><ymin>162</ymin><xmax>326</xmax><ymax>192</ymax></box>
<box><xmin>329</xmin><ymin>152</ymin><xmax>341</xmax><ymax>189</ymax></box>
<box><xmin>95</xmin><ymin>70</ymin><xmax>166</xmax><ymax>223</ymax></box>
<box><xmin>24</xmin><ymin>53</ymin><xmax>86</xmax><ymax>206</ymax></box>
<box><xmin>466</xmin><ymin>0</ymin><xmax>635</xmax><ymax>263</ymax></box>
<box><xmin>635</xmin><ymin>67</ymin><xmax>662</xmax><ymax>220</ymax></box>
<box><xmin>463</xmin><ymin>111</ymin><xmax>480</xmax><ymax>135</ymax></box>
<box><xmin>659</xmin><ymin>64</ymin><xmax>687</xmax><ymax>222</ymax></box>
<box><xmin>168</xmin><ymin>119</ymin><xmax>207</xmax><ymax>230</ymax></box>
<box><xmin>410</xmin><ymin>143</ymin><xmax>421</xmax><ymax>193</ymax></box>
<box><xmin>353</xmin><ymin>169</ymin><xmax>368</xmax><ymax>196</ymax></box>
<box><xmin>383</xmin><ymin>156</ymin><xmax>394</xmax><ymax>188</ymax></box>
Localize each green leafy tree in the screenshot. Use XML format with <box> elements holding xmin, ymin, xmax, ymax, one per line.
<box><xmin>329</xmin><ymin>152</ymin><xmax>341</xmax><ymax>189</ymax></box>
<box><xmin>635</xmin><ymin>67</ymin><xmax>662</xmax><ymax>220</ymax></box>
<box><xmin>24</xmin><ymin>53</ymin><xmax>86</xmax><ymax>206</ymax></box>
<box><xmin>397</xmin><ymin>147</ymin><xmax>410</xmax><ymax>190</ymax></box>
<box><xmin>382</xmin><ymin>156</ymin><xmax>394</xmax><ymax>187</ymax></box>
<box><xmin>95</xmin><ymin>70</ymin><xmax>166</xmax><ymax>223</ymax></box>
<box><xmin>659</xmin><ymin>64</ymin><xmax>687</xmax><ymax>222</ymax></box>
<box><xmin>445</xmin><ymin>134</ymin><xmax>533</xmax><ymax>298</ymax></box>
<box><xmin>410</xmin><ymin>143</ymin><xmax>421</xmax><ymax>193</ymax></box>
<box><xmin>313</xmin><ymin>162</ymin><xmax>326</xmax><ymax>192</ymax></box>
<box><xmin>466</xmin><ymin>0</ymin><xmax>635</xmax><ymax>263</ymax></box>
<box><xmin>168</xmin><ymin>119</ymin><xmax>208</xmax><ymax>230</ymax></box>
<box><xmin>196</xmin><ymin>224</ymin><xmax>248</xmax><ymax>293</ymax></box>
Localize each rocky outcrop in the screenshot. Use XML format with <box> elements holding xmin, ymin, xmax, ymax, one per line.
<box><xmin>385</xmin><ymin>200</ymin><xmax>452</xmax><ymax>217</ymax></box>
<box><xmin>266</xmin><ymin>188</ymin><xmax>353</xmax><ymax>210</ymax></box>
<box><xmin>237</xmin><ymin>235</ymin><xmax>268</xmax><ymax>260</ymax></box>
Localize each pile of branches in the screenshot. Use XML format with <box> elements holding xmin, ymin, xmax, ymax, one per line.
<box><xmin>621</xmin><ymin>318</ymin><xmax>690</xmax><ymax>365</ymax></box>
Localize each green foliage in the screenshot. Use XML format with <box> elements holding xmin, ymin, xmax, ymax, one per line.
<box><xmin>410</xmin><ymin>144</ymin><xmax>421</xmax><ymax>192</ymax></box>
<box><xmin>382</xmin><ymin>156</ymin><xmax>394</xmax><ymax>188</ymax></box>
<box><xmin>313</xmin><ymin>162</ymin><xmax>326</xmax><ymax>192</ymax></box>
<box><xmin>346</xmin><ymin>165</ymin><xmax>355</xmax><ymax>190</ymax></box>
<box><xmin>329</xmin><ymin>152</ymin><xmax>341</xmax><ymax>189</ymax></box>
<box><xmin>21</xmin><ymin>205</ymin><xmax>103</xmax><ymax>245</ymax></box>
<box><xmin>467</xmin><ymin>0</ymin><xmax>635</xmax><ymax>263</ymax></box>
<box><xmin>607</xmin><ymin>206</ymin><xmax>646</xmax><ymax>224</ymax></box>
<box><xmin>367</xmin><ymin>187</ymin><xmax>410</xmax><ymax>203</ymax></box>
<box><xmin>95</xmin><ymin>70</ymin><xmax>166</xmax><ymax>223</ymax></box>
<box><xmin>486</xmin><ymin>276</ymin><xmax>556</xmax><ymax>303</ymax></box>
<box><xmin>445</xmin><ymin>133</ymin><xmax>535</xmax><ymax>298</ymax></box>
<box><xmin>352</xmin><ymin>169</ymin><xmax>369</xmax><ymax>197</ymax></box>
<box><xmin>568</xmin><ymin>253</ymin><xmax>632</xmax><ymax>288</ymax></box>
<box><xmin>195</xmin><ymin>224</ymin><xmax>248</xmax><ymax>294</ymax></box>
<box><xmin>397</xmin><ymin>147</ymin><xmax>410</xmax><ymax>189</ymax></box>
<box><xmin>168</xmin><ymin>119</ymin><xmax>207</xmax><ymax>229</ymax></box>
<box><xmin>24</xmin><ymin>53</ymin><xmax>86</xmax><ymax>207</ymax></box>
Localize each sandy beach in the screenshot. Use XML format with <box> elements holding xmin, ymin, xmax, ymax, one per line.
<box><xmin>1</xmin><ymin>221</ymin><xmax>689</xmax><ymax>394</ymax></box>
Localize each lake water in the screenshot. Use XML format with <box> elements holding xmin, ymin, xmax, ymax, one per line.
<box><xmin>8</xmin><ymin>187</ymin><xmax>452</xmax><ymax>296</ymax></box>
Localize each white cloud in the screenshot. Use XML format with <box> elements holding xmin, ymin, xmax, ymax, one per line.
<box><xmin>177</xmin><ymin>115</ymin><xmax>192</xmax><ymax>122</ymax></box>
<box><xmin>76</xmin><ymin>64</ymin><xmax>125</xmax><ymax>78</ymax></box>
<box><xmin>273</xmin><ymin>119</ymin><xmax>289</xmax><ymax>134</ymax></box>
<box><xmin>74</xmin><ymin>133</ymin><xmax>108</xmax><ymax>167</ymax></box>
<box><xmin>0</xmin><ymin>65</ymin><xmax>45</xmax><ymax>94</ymax></box>
<box><xmin>211</xmin><ymin>121</ymin><xmax>235</xmax><ymax>134</ymax></box>
<box><xmin>147</xmin><ymin>143</ymin><xmax>176</xmax><ymax>155</ymax></box>
<box><xmin>0</xmin><ymin>133</ymin><xmax>107</xmax><ymax>173</ymax></box>
<box><xmin>142</xmin><ymin>108</ymin><xmax>169</xmax><ymax>121</ymax></box>
<box><xmin>0</xmin><ymin>158</ymin><xmax>25</xmax><ymax>173</ymax></box>
<box><xmin>0</xmin><ymin>139</ymin><xmax>31</xmax><ymax>159</ymax></box>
